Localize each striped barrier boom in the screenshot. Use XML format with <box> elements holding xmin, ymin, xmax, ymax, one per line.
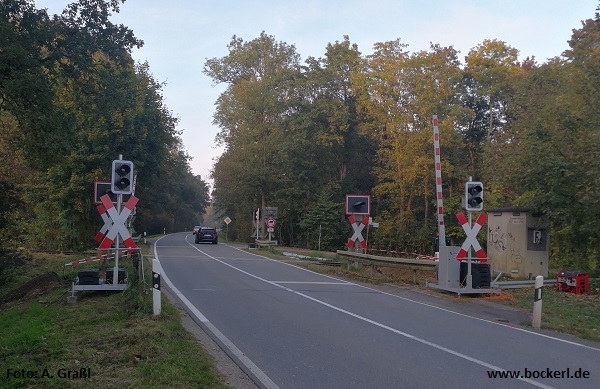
<box><xmin>64</xmin><ymin>250</ymin><xmax>131</xmax><ymax>266</ymax></box>
<box><xmin>337</xmin><ymin>250</ymin><xmax>437</xmax><ymax>270</ymax></box>
<box><xmin>366</xmin><ymin>248</ymin><xmax>438</xmax><ymax>261</ymax></box>
<box><xmin>65</xmin><ymin>254</ymin><xmax>111</xmax><ymax>266</ymax></box>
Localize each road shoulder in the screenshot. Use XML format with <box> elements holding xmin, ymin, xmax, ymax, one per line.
<box><xmin>162</xmin><ymin>286</ymin><xmax>260</xmax><ymax>389</ymax></box>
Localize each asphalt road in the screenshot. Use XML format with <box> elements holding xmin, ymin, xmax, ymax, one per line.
<box><xmin>154</xmin><ymin>232</ymin><xmax>600</xmax><ymax>389</ymax></box>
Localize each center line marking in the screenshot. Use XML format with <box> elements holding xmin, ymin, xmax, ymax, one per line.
<box><xmin>271</xmin><ymin>281</ymin><xmax>351</xmax><ymax>285</ymax></box>
<box><xmin>183</xmin><ymin>242</ymin><xmax>555</xmax><ymax>389</ymax></box>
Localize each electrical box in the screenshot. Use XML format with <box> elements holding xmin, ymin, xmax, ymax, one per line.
<box><xmin>487</xmin><ymin>206</ymin><xmax>549</xmax><ymax>278</ymax></box>
<box><xmin>556</xmin><ymin>271</ymin><xmax>589</xmax><ymax>294</ymax></box>
<box><xmin>460</xmin><ymin>262</ymin><xmax>491</xmax><ymax>288</ymax></box>
<box><xmin>77</xmin><ymin>269</ymin><xmax>100</xmax><ymax>285</ymax></box>
<box><xmin>106</xmin><ymin>268</ymin><xmax>127</xmax><ymax>284</ymax></box>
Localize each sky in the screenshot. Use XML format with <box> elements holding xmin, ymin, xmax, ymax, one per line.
<box><xmin>35</xmin><ymin>0</ymin><xmax>599</xmax><ymax>189</ymax></box>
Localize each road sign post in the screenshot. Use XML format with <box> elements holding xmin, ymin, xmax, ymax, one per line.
<box><xmin>224</xmin><ymin>216</ymin><xmax>232</xmax><ymax>241</ymax></box>
<box><xmin>345</xmin><ymin>195</ymin><xmax>370</xmax><ymax>253</ymax></box>
<box><xmin>265</xmin><ymin>217</ymin><xmax>276</xmax><ymax>241</ymax></box>
<box><xmin>347</xmin><ymin>215</ymin><xmax>369</xmax><ymax>252</ymax></box>
<box><xmin>98</xmin><ymin>194</ymin><xmax>139</xmax><ymax>252</ymax></box>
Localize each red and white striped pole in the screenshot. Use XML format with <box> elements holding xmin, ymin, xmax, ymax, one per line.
<box><xmin>432</xmin><ymin>116</ymin><xmax>446</xmax><ymax>247</ymax></box>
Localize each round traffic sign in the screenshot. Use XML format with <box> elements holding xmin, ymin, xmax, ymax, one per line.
<box><xmin>266</xmin><ymin>217</ymin><xmax>276</xmax><ymax>228</ymax></box>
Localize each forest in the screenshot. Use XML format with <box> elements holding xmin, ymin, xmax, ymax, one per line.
<box><xmin>0</xmin><ymin>0</ymin><xmax>210</xmax><ymax>251</ymax></box>
<box><xmin>1</xmin><ymin>0</ymin><xmax>599</xmax><ymax>275</ymax></box>
<box><xmin>206</xmin><ymin>6</ymin><xmax>600</xmax><ymax>274</ymax></box>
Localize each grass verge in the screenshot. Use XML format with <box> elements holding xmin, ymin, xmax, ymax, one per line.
<box><xmin>0</xmin><ymin>246</ymin><xmax>228</xmax><ymax>389</ymax></box>
<box><xmin>498</xmin><ymin>283</ymin><xmax>600</xmax><ymax>342</ymax></box>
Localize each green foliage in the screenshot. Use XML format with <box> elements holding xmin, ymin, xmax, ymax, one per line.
<box><xmin>370</xmin><ymin>210</ymin><xmax>436</xmax><ymax>254</ymax></box>
<box><xmin>0</xmin><ymin>252</ymin><xmax>226</xmax><ymax>388</ymax></box>
<box><xmin>205</xmin><ymin>32</ymin><xmax>305</xmax><ymax>240</ymax></box>
<box><xmin>0</xmin><ymin>181</ymin><xmax>22</xmax><ymax>244</ymax></box>
<box><xmin>0</xmin><ymin>0</ymin><xmax>210</xmax><ymax>249</ymax></box>
<box><xmin>209</xmin><ymin>9</ymin><xmax>600</xmax><ymax>273</ymax></box>
<box><xmin>0</xmin><ymin>303</ymin><xmax>55</xmax><ymax>353</ymax></box>
<box><xmin>3</xmin><ymin>0</ymin><xmax>600</xmax><ymax>274</ymax></box>
<box><xmin>206</xmin><ymin>34</ymin><xmax>376</xmax><ymax>246</ymax></box>
<box><xmin>298</xmin><ymin>185</ymin><xmax>346</xmax><ymax>251</ymax></box>
<box><xmin>0</xmin><ymin>250</ymin><xmax>29</xmax><ymax>288</ymax></box>
<box><xmin>504</xmin><ymin>285</ymin><xmax>600</xmax><ymax>342</ymax></box>
<box><xmin>495</xmin><ymin>15</ymin><xmax>600</xmax><ymax>273</ymax></box>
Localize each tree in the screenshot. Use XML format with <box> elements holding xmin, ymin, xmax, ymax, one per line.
<box><xmin>304</xmin><ymin>36</ymin><xmax>375</xmax><ymax>194</ymax></box>
<box><xmin>501</xmin><ymin>12</ymin><xmax>600</xmax><ymax>272</ymax></box>
<box><xmin>298</xmin><ymin>185</ymin><xmax>346</xmax><ymax>250</ymax></box>
<box><xmin>463</xmin><ymin>39</ymin><xmax>524</xmax><ymax>177</ymax></box>
<box><xmin>359</xmin><ymin>41</ymin><xmax>466</xmax><ymax>250</ymax></box>
<box><xmin>205</xmin><ymin>32</ymin><xmax>306</xmax><ymax>241</ymax></box>
<box><xmin>0</xmin><ymin>0</ymin><xmax>209</xmax><ymax>249</ymax></box>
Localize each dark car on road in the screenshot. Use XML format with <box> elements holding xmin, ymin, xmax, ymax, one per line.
<box><xmin>195</xmin><ymin>227</ymin><xmax>218</xmax><ymax>244</ymax></box>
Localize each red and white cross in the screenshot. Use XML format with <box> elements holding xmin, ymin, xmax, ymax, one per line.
<box><xmin>347</xmin><ymin>215</ymin><xmax>369</xmax><ymax>249</ymax></box>
<box><xmin>94</xmin><ymin>204</ymin><xmax>112</xmax><ymax>242</ymax></box>
<box><xmin>98</xmin><ymin>194</ymin><xmax>139</xmax><ymax>251</ymax></box>
<box><xmin>456</xmin><ymin>212</ymin><xmax>487</xmax><ymax>260</ymax></box>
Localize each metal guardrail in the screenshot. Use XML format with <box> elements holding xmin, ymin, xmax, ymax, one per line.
<box><xmin>335</xmin><ymin>251</ymin><xmax>597</xmax><ymax>290</ymax></box>
<box><xmin>336</xmin><ymin>250</ymin><xmax>437</xmax><ymax>271</ymax></box>
<box><xmin>491</xmin><ymin>279</ymin><xmax>556</xmax><ymax>289</ymax></box>
<box><xmin>255</xmin><ymin>240</ymin><xmax>278</xmax><ymax>248</ymax></box>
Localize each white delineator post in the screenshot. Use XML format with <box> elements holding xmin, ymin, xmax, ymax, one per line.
<box><xmin>152</xmin><ymin>258</ymin><xmax>161</xmax><ymax>316</ymax></box>
<box><xmin>256</xmin><ymin>208</ymin><xmax>260</xmax><ymax>240</ymax></box>
<box><xmin>532</xmin><ymin>275</ymin><xmax>543</xmax><ymax>329</ymax></box>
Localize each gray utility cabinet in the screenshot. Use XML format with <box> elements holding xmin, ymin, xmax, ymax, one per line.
<box><xmin>487</xmin><ymin>206</ymin><xmax>549</xmax><ymax>279</ymax></box>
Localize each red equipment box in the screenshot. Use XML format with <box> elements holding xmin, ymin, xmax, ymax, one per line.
<box><xmin>555</xmin><ymin>271</ymin><xmax>589</xmax><ymax>294</ymax></box>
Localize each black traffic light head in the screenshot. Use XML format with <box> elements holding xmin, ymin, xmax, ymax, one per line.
<box><xmin>111</xmin><ymin>160</ymin><xmax>134</xmax><ymax>195</ymax></box>
<box><xmin>465</xmin><ymin>181</ymin><xmax>483</xmax><ymax>211</ymax></box>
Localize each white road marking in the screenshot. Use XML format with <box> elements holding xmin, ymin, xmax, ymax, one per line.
<box><xmin>230</xmin><ymin>245</ymin><xmax>600</xmax><ymax>352</ymax></box>
<box><xmin>271</xmin><ymin>281</ymin><xmax>351</xmax><ymax>285</ymax></box>
<box><xmin>154</xmin><ymin>236</ymin><xmax>281</xmax><ymax>389</ymax></box>
<box><xmin>159</xmin><ymin>236</ymin><xmax>598</xmax><ymax>387</ymax></box>
<box><xmin>184</xmin><ymin>243</ymin><xmax>555</xmax><ymax>389</ymax></box>
<box><xmin>222</xmin><ymin>257</ymin><xmax>269</xmax><ymax>261</ymax></box>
